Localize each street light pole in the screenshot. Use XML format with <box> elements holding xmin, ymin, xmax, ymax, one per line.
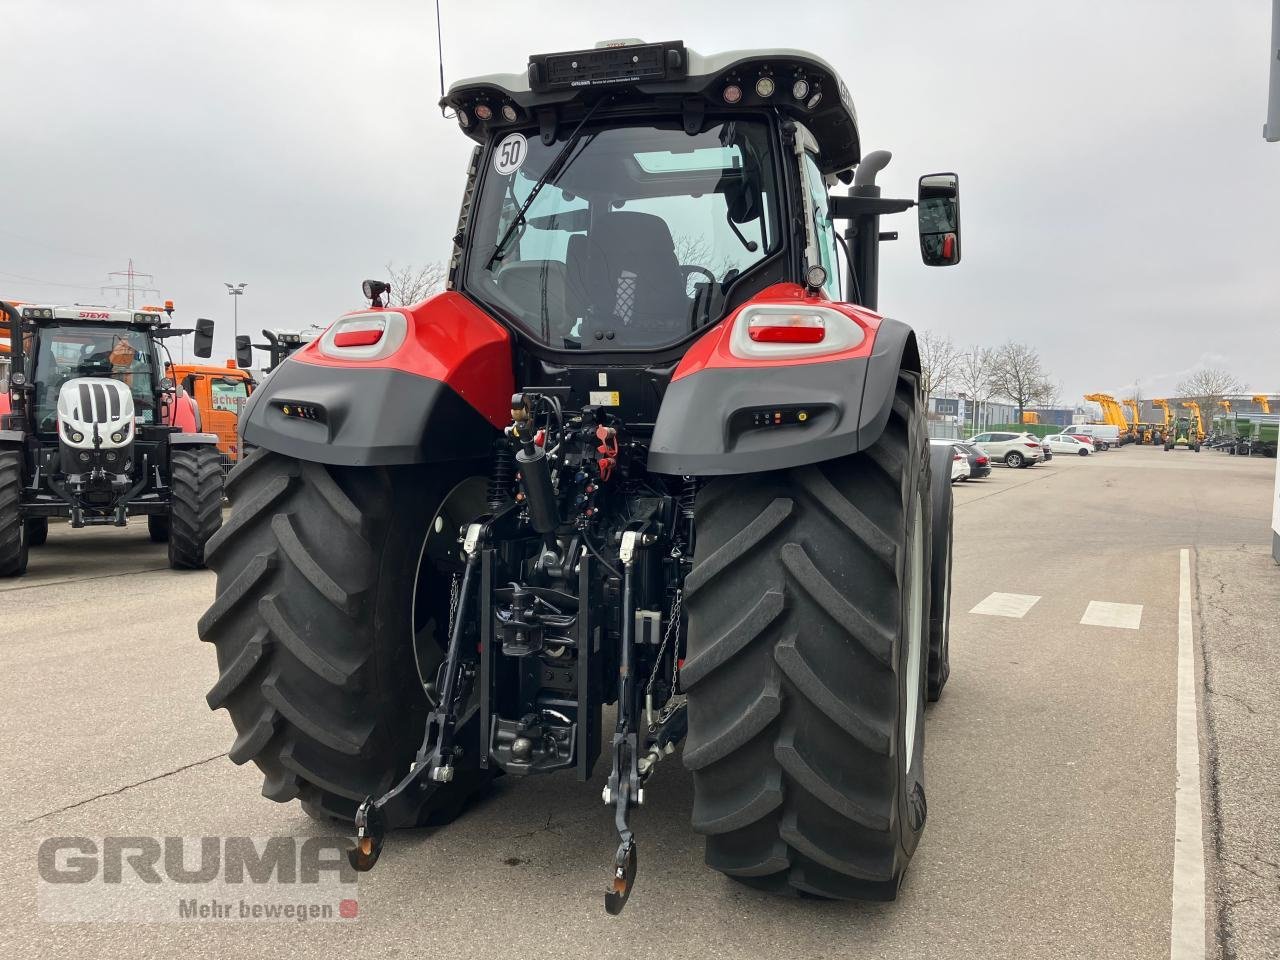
<box><xmin>224</xmin><ymin>282</ymin><xmax>247</xmax><ymax>347</ymax></box>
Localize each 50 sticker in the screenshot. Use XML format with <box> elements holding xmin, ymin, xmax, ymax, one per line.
<box><xmin>493</xmin><ymin>133</ymin><xmax>528</xmax><ymax>176</ymax></box>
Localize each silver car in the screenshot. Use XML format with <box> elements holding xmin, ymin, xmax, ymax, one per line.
<box><xmin>968</xmin><ymin>430</ymin><xmax>1045</xmax><ymax>468</ymax></box>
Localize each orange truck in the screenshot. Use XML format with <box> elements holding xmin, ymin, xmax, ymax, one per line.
<box><xmin>167</xmin><ymin>360</ymin><xmax>255</xmax><ymax>471</ymax></box>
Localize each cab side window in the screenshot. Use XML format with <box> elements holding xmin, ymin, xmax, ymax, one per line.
<box><xmin>800</xmin><ymin>152</ymin><xmax>841</xmax><ymax>300</ymax></box>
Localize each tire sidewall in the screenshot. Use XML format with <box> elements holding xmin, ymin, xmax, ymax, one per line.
<box><xmin>896</xmin><ymin>386</ymin><xmax>931</xmax><ymax>861</ymax></box>
<box><xmin>368</xmin><ymin>463</ymin><xmax>491</xmax><ymax>787</ymax></box>
<box><xmin>1006</xmin><ymin>451</ymin><xmax>1023</xmax><ymax>469</ymax></box>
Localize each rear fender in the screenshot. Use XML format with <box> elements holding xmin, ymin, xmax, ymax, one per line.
<box><xmin>647</xmin><ymin>285</ymin><xmax>918</xmax><ymax>476</ymax></box>
<box><xmin>239</xmin><ymin>292</ymin><xmax>512</xmax><ymax>467</ymax></box>
<box><xmin>168</xmin><ymin>433</ymin><xmax>219</xmax><ymax>446</ymax></box>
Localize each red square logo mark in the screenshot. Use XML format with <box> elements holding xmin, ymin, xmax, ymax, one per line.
<box><xmin>339</xmin><ymin>898</ymin><xmax>359</xmax><ymax>919</ymax></box>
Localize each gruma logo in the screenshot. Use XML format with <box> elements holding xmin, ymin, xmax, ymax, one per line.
<box><xmin>36</xmin><ymin>836</ymin><xmax>358</xmax><ymax>923</ymax></box>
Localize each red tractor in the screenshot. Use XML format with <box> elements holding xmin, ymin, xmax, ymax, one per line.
<box><xmin>200</xmin><ymin>40</ymin><xmax>961</xmax><ymax>913</ymax></box>
<box><xmin>1</xmin><ymin>302</ymin><xmax>224</xmax><ymax>574</ymax></box>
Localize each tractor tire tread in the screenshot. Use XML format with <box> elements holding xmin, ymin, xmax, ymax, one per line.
<box><xmin>168</xmin><ymin>445</ymin><xmax>224</xmax><ymax>569</ymax></box>
<box><xmin>683</xmin><ymin>371</ymin><xmax>929</xmax><ymax>900</ymax></box>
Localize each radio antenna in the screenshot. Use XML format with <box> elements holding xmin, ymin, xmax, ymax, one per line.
<box><xmin>436</xmin><ymin>0</ymin><xmax>453</xmax><ymax>118</ymax></box>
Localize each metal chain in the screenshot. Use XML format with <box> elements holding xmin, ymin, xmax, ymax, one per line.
<box><xmin>646</xmin><ymin>588</ymin><xmax>682</xmax><ymax>695</ymax></box>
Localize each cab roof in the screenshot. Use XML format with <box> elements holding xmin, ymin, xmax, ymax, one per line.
<box><xmin>18</xmin><ymin>304</ymin><xmax>166</xmax><ymax>326</ymax></box>
<box><xmin>443</xmin><ymin>40</ymin><xmax>861</xmax><ymax>174</ymax></box>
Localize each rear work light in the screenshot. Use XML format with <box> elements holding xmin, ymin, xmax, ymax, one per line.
<box><xmin>334</xmin><ymin>325</ymin><xmax>384</xmax><ymax>348</ymax></box>
<box><xmin>730</xmin><ymin>304</ymin><xmax>865</xmax><ymax>360</ymax></box>
<box><xmin>747</xmin><ymin>312</ymin><xmax>825</xmax><ymax>344</ymax></box>
<box><xmin>318</xmin><ymin>311</ymin><xmax>406</xmax><ymax>361</ymax></box>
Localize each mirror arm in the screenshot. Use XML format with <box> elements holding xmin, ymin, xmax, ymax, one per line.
<box><xmin>828</xmin><ymin>195</ymin><xmax>914</xmax><ymax>220</ymax></box>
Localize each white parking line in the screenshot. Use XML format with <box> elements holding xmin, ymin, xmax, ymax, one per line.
<box><xmin>1170</xmin><ymin>548</ymin><xmax>1205</xmax><ymax>960</ymax></box>
<box><xmin>969</xmin><ymin>592</ymin><xmax>1041</xmax><ymax>618</ymax></box>
<box><xmin>1080</xmin><ymin>600</ymin><xmax>1144</xmax><ymax>630</ymax></box>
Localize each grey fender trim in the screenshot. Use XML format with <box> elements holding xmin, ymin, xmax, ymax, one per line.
<box><xmin>168</xmin><ymin>433</ymin><xmax>220</xmax><ymax>446</ymax></box>
<box><xmin>238</xmin><ymin>360</ymin><xmax>499</xmax><ymax>467</ymax></box>
<box><xmin>646</xmin><ymin>317</ymin><xmax>917</xmax><ymax>477</ymax></box>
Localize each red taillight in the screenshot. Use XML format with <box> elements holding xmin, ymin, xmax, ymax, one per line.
<box><xmin>976</xmin><ymin>456</ymin><xmax>988</xmax><ymax>464</ymax></box>
<box><xmin>333</xmin><ymin>327</ymin><xmax>384</xmax><ymax>348</ymax></box>
<box><xmin>747</xmin><ymin>312</ymin><xmax>826</xmax><ymax>343</ymax></box>
<box><xmin>1024</xmin><ymin>441</ymin><xmax>1039</xmax><ymax>447</ymax></box>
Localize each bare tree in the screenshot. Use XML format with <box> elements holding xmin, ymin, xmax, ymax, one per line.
<box><xmin>385</xmin><ymin>261</ymin><xmax>448</xmax><ymax>306</ymax></box>
<box><xmin>952</xmin><ymin>345</ymin><xmax>995</xmax><ymax>432</ymax></box>
<box><xmin>988</xmin><ymin>340</ymin><xmax>1055</xmax><ymax>422</ymax></box>
<box><xmin>954</xmin><ymin>346</ymin><xmax>994</xmax><ymax>401</ymax></box>
<box><xmin>918</xmin><ymin>330</ymin><xmax>961</xmax><ymax>402</ymax></box>
<box><xmin>672</xmin><ymin>235</ymin><xmax>735</xmax><ymax>281</ymax></box>
<box><xmin>1176</xmin><ymin>366</ymin><xmax>1244</xmax><ymax>417</ymax></box>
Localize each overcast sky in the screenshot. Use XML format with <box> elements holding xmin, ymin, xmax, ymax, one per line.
<box><xmin>3</xmin><ymin>0</ymin><xmax>1276</xmax><ymax>402</ymax></box>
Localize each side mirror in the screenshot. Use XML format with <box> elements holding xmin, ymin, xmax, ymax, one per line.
<box><xmin>234</xmin><ymin>335</ymin><xmax>254</xmax><ymax>370</ymax></box>
<box><xmin>918</xmin><ymin>173</ymin><xmax>961</xmax><ymax>267</ymax></box>
<box><xmin>193</xmin><ymin>318</ymin><xmax>215</xmax><ymax>358</ymax></box>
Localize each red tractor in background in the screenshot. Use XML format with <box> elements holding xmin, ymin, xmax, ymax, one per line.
<box><xmin>200</xmin><ymin>40</ymin><xmax>961</xmax><ymax>913</ymax></box>
<box><xmin>1</xmin><ymin>301</ymin><xmax>224</xmax><ymax>574</ymax></box>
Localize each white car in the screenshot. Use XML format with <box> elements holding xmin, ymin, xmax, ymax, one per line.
<box><xmin>1066</xmin><ymin>423</ymin><xmax>1118</xmax><ymax>449</ymax></box>
<box><xmin>929</xmin><ymin>438</ymin><xmax>971</xmax><ymax>482</ymax></box>
<box><xmin>968</xmin><ymin>430</ymin><xmax>1045</xmax><ymax>468</ymax></box>
<box><xmin>1044</xmin><ymin>434</ymin><xmax>1095</xmax><ymax>456</ymax></box>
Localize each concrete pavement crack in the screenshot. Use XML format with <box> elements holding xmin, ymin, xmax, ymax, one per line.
<box><xmin>953</xmin><ymin>466</ymin><xmax>1065</xmax><ymax>507</ymax></box>
<box><xmin>0</xmin><ymin>565</ymin><xmax>173</xmax><ymax>595</ymax></box>
<box><xmin>19</xmin><ymin>752</ymin><xmax>228</xmax><ymax>824</ymax></box>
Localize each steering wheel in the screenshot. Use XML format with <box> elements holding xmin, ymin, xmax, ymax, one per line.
<box><xmin>680</xmin><ymin>265</ymin><xmax>716</xmax><ymax>298</ymax></box>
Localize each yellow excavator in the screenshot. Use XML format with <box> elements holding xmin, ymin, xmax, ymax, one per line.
<box><xmin>1084</xmin><ymin>392</ymin><xmax>1135</xmax><ymax>443</ymax></box>
<box><xmin>1124</xmin><ymin>397</ymin><xmax>1161</xmax><ymax>444</ymax></box>
<box><xmin>1152</xmin><ymin>398</ymin><xmax>1173</xmax><ymax>446</ymax></box>
<box><xmin>1253</xmin><ymin>394</ymin><xmax>1273</xmax><ymax>414</ymax></box>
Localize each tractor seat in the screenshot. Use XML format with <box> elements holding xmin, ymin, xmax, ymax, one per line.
<box><xmin>566</xmin><ymin>211</ymin><xmax>691</xmax><ymax>346</ymax></box>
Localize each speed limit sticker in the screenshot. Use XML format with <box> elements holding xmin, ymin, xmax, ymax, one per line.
<box><xmin>493</xmin><ymin>133</ymin><xmax>528</xmax><ymax>176</ymax></box>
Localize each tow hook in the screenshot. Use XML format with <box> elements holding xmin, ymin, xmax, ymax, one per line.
<box><xmin>348</xmin><ymin>799</ymin><xmax>385</xmax><ymax>872</ymax></box>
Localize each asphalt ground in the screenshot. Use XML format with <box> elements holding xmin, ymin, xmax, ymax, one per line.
<box><xmin>1</xmin><ymin>444</ymin><xmax>1276</xmax><ymax>958</ymax></box>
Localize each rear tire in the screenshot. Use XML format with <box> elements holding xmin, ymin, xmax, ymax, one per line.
<box><xmin>199</xmin><ymin>448</ymin><xmax>493</xmax><ymax>824</ymax></box>
<box><xmin>1005</xmin><ymin>451</ymin><xmax>1024</xmax><ymax>468</ymax></box>
<box><xmin>0</xmin><ymin>451</ymin><xmax>28</xmax><ymax>577</ymax></box>
<box><xmin>167</xmin><ymin>445</ymin><xmax>224</xmax><ymax>569</ymax></box>
<box><xmin>25</xmin><ymin>517</ymin><xmax>49</xmax><ymax>546</ymax></box>
<box><xmin>148</xmin><ymin>514</ymin><xmax>170</xmax><ymax>543</ymax></box>
<box><xmin>683</xmin><ymin>371</ymin><xmax>931</xmax><ymax>900</ymax></box>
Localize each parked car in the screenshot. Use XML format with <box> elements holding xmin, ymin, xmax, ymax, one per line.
<box><xmin>955</xmin><ymin>439</ymin><xmax>992</xmax><ymax>479</ymax></box>
<box><xmin>968</xmin><ymin>430</ymin><xmax>1045</xmax><ymax>468</ymax></box>
<box><xmin>1045</xmin><ymin>434</ymin><xmax>1095</xmax><ymax>456</ymax></box>
<box><xmin>1038</xmin><ymin>437</ymin><xmax>1054</xmax><ymax>462</ymax></box>
<box><xmin>929</xmin><ymin>439</ymin><xmax>971</xmax><ymax>482</ymax></box>
<box><xmin>1067</xmin><ymin>423</ymin><xmax>1117</xmax><ymax>450</ymax></box>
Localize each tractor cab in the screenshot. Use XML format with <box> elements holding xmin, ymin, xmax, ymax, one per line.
<box><xmin>436</xmin><ymin>41</ymin><xmax>958</xmax><ymax>376</ymax></box>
